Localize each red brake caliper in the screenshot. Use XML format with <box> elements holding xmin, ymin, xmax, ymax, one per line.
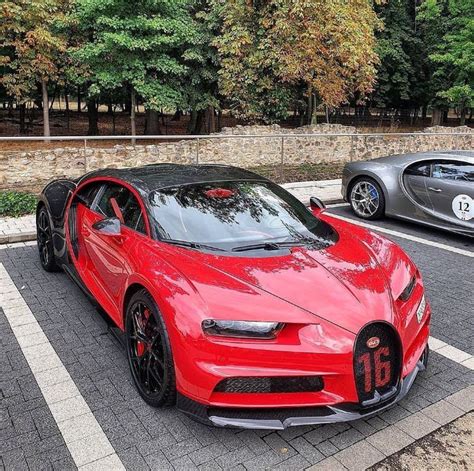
<box><xmin>136</xmin><ymin>308</ymin><xmax>151</xmax><ymax>357</ymax></box>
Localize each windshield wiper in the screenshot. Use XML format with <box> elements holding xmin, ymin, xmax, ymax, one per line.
<box><xmin>232</xmin><ymin>237</ymin><xmax>322</xmax><ymax>252</ymax></box>
<box><xmin>232</xmin><ymin>242</ymin><xmax>281</xmax><ymax>252</ymax></box>
<box><xmin>163</xmin><ymin>239</ymin><xmax>226</xmax><ymax>252</ymax></box>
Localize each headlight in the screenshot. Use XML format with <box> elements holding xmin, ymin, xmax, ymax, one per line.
<box><xmin>399</xmin><ymin>275</ymin><xmax>416</xmax><ymax>302</ymax></box>
<box><xmin>416</xmin><ymin>295</ymin><xmax>426</xmax><ymax>323</ymax></box>
<box><xmin>202</xmin><ymin>320</ymin><xmax>283</xmax><ymax>339</ymax></box>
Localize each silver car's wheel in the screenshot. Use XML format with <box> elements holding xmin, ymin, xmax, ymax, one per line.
<box><xmin>350</xmin><ymin>179</ymin><xmax>385</xmax><ymax>220</ymax></box>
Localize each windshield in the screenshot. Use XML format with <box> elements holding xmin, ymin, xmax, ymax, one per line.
<box><xmin>149</xmin><ymin>180</ymin><xmax>338</xmax><ymax>252</ymax></box>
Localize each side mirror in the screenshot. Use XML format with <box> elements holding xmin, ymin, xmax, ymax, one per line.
<box><xmin>310</xmin><ymin>197</ymin><xmax>326</xmax><ymax>215</ymax></box>
<box><xmin>92</xmin><ymin>217</ymin><xmax>122</xmax><ymax>236</ymax></box>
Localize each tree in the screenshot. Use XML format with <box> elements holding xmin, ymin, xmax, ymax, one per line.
<box><xmin>0</xmin><ymin>0</ymin><xmax>67</xmax><ymax>137</ymax></box>
<box><xmin>182</xmin><ymin>0</ymin><xmax>221</xmax><ymax>133</ymax></box>
<box><xmin>425</xmin><ymin>0</ymin><xmax>474</xmax><ymax>125</ymax></box>
<box><xmin>212</xmin><ymin>0</ymin><xmax>380</xmax><ymax>123</ymax></box>
<box><xmin>68</xmin><ymin>0</ymin><xmax>198</xmax><ymax>135</ymax></box>
<box><xmin>372</xmin><ymin>0</ymin><xmax>424</xmax><ymax>113</ymax></box>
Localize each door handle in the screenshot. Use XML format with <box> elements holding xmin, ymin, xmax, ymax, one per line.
<box><xmin>428</xmin><ymin>187</ymin><xmax>442</xmax><ymax>193</ymax></box>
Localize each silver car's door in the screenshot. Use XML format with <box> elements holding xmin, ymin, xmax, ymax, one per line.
<box><xmin>402</xmin><ymin>161</ymin><xmax>433</xmax><ymax>210</ymax></box>
<box><xmin>425</xmin><ymin>160</ymin><xmax>474</xmax><ymax>226</ymax></box>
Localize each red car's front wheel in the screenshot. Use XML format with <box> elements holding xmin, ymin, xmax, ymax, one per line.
<box><xmin>125</xmin><ymin>289</ymin><xmax>176</xmax><ymax>407</ymax></box>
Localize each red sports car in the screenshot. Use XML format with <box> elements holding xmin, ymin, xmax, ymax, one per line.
<box><xmin>36</xmin><ymin>164</ymin><xmax>430</xmax><ymax>429</ymax></box>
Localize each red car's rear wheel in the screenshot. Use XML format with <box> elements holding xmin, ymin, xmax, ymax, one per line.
<box><xmin>37</xmin><ymin>206</ymin><xmax>59</xmax><ymax>272</ymax></box>
<box><xmin>125</xmin><ymin>290</ymin><xmax>176</xmax><ymax>407</ymax></box>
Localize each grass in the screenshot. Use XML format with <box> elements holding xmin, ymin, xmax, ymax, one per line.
<box><xmin>0</xmin><ymin>191</ymin><xmax>37</xmax><ymax>217</ymax></box>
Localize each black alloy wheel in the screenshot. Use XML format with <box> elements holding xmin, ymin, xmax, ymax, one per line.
<box><xmin>125</xmin><ymin>289</ymin><xmax>176</xmax><ymax>407</ymax></box>
<box><xmin>37</xmin><ymin>206</ymin><xmax>59</xmax><ymax>271</ymax></box>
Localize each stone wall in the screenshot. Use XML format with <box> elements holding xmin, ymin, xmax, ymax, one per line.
<box><xmin>0</xmin><ymin>124</ymin><xmax>472</xmax><ymax>193</ymax></box>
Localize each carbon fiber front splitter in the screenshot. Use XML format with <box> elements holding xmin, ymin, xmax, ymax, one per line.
<box><xmin>177</xmin><ymin>347</ymin><xmax>428</xmax><ymax>430</ymax></box>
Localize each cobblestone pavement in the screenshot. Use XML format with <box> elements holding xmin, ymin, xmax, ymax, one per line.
<box><xmin>0</xmin><ymin>210</ymin><xmax>473</xmax><ymax>470</ymax></box>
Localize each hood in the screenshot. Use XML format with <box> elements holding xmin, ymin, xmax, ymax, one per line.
<box><xmin>163</xmin><ymin>222</ymin><xmax>409</xmax><ymax>334</ymax></box>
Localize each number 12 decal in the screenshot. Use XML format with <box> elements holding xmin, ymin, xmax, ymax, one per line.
<box><xmin>358</xmin><ymin>347</ymin><xmax>391</xmax><ymax>393</ymax></box>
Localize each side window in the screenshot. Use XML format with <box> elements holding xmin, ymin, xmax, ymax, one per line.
<box><xmin>431</xmin><ymin>161</ymin><xmax>474</xmax><ymax>182</ymax></box>
<box><xmin>405</xmin><ymin>162</ymin><xmax>431</xmax><ymax>177</ymax></box>
<box><xmin>76</xmin><ymin>182</ymin><xmax>102</xmax><ymax>208</ymax></box>
<box><xmin>95</xmin><ymin>183</ymin><xmax>147</xmax><ymax>235</ymax></box>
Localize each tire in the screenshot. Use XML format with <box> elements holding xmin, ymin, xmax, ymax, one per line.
<box><xmin>36</xmin><ymin>206</ymin><xmax>60</xmax><ymax>272</ymax></box>
<box><xmin>125</xmin><ymin>289</ymin><xmax>177</xmax><ymax>407</ymax></box>
<box><xmin>349</xmin><ymin>177</ymin><xmax>385</xmax><ymax>220</ymax></box>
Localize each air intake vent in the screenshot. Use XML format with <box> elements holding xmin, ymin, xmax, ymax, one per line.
<box><xmin>214</xmin><ymin>376</ymin><xmax>323</xmax><ymax>394</ymax></box>
<box><xmin>354</xmin><ymin>323</ymin><xmax>401</xmax><ymax>404</ymax></box>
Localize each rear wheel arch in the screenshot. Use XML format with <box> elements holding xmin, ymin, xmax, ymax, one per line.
<box><xmin>347</xmin><ymin>173</ymin><xmax>387</xmax><ymax>201</ymax></box>
<box><xmin>123</xmin><ymin>283</ymin><xmax>148</xmax><ymax>324</ymax></box>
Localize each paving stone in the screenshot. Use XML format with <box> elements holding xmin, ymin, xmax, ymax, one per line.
<box><xmin>421</xmin><ymin>399</ymin><xmax>464</xmax><ymax>425</ymax></box>
<box><xmin>329</xmin><ymin>428</ymin><xmax>364</xmax><ymax>450</ymax></box>
<box><xmin>335</xmin><ymin>439</ymin><xmax>385</xmax><ymax>470</ymax></box>
<box><xmin>307</xmin><ymin>456</ymin><xmax>346</xmax><ymax>470</ymax></box>
<box><xmin>290</xmin><ymin>436</ymin><xmax>325</xmax><ymax>464</ymax></box>
<box><xmin>366</xmin><ymin>424</ymin><xmax>413</xmax><ymax>455</ymax></box>
<box><xmin>394</xmin><ymin>411</ymin><xmax>440</xmax><ymax>439</ymax></box>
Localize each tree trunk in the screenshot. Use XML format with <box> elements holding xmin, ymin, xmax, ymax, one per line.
<box><xmin>195</xmin><ymin>110</ymin><xmax>205</xmax><ymax>134</ymax></box>
<box><xmin>65</xmin><ymin>86</ymin><xmax>70</xmax><ymax>131</ymax></box>
<box><xmin>171</xmin><ymin>109</ymin><xmax>182</xmax><ymax>121</ymax></box>
<box><xmin>310</xmin><ymin>94</ymin><xmax>318</xmax><ymax>125</ymax></box>
<box><xmin>306</xmin><ymin>93</ymin><xmax>312</xmax><ymax>125</ymax></box>
<box><xmin>207</xmin><ymin>105</ymin><xmax>216</xmax><ymax>133</ymax></box>
<box><xmin>421</xmin><ymin>105</ymin><xmax>427</xmax><ymax>119</ymax></box>
<box><xmin>145</xmin><ymin>109</ymin><xmax>160</xmax><ymax>135</ymax></box>
<box><xmin>460</xmin><ymin>107</ymin><xmax>466</xmax><ymax>126</ymax></box>
<box><xmin>325</xmin><ymin>105</ymin><xmax>330</xmax><ymax>124</ymax></box>
<box><xmin>87</xmin><ymin>98</ymin><xmax>99</xmax><ymax>135</ymax></box>
<box><xmin>112</xmin><ymin>109</ymin><xmax>116</xmax><ymax>135</ymax></box>
<box><xmin>77</xmin><ymin>86</ymin><xmax>82</xmax><ymax>112</ymax></box>
<box><xmin>431</xmin><ymin>108</ymin><xmax>443</xmax><ymax>126</ymax></box>
<box><xmin>217</xmin><ymin>109</ymin><xmax>222</xmax><ymax>132</ymax></box>
<box><xmin>188</xmin><ymin>109</ymin><xmax>198</xmax><ymax>134</ymax></box>
<box><xmin>41</xmin><ymin>79</ymin><xmax>51</xmax><ymax>140</ymax></box>
<box><xmin>130</xmin><ymin>88</ymin><xmax>136</xmax><ymax>144</ymax></box>
<box><xmin>19</xmin><ymin>103</ymin><xmax>27</xmax><ymax>133</ymax></box>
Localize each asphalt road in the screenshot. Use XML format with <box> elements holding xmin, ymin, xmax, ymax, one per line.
<box><xmin>0</xmin><ymin>210</ymin><xmax>473</xmax><ymax>470</ymax></box>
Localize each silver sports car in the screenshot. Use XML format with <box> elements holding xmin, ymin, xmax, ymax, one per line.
<box><xmin>342</xmin><ymin>150</ymin><xmax>474</xmax><ymax>237</ymax></box>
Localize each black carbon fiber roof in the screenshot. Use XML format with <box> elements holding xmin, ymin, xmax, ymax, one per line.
<box><xmin>79</xmin><ymin>164</ymin><xmax>267</xmax><ymax>195</ymax></box>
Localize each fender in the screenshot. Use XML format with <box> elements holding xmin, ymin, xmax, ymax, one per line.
<box><xmin>346</xmin><ymin>167</ymin><xmax>399</xmax><ymax>215</ymax></box>
<box><xmin>37</xmin><ymin>179</ymin><xmax>77</xmax><ymax>264</ymax></box>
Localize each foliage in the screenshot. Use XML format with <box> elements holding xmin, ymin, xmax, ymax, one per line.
<box><xmin>372</xmin><ymin>0</ymin><xmax>424</xmax><ymax>109</ymax></box>
<box><xmin>425</xmin><ymin>0</ymin><xmax>474</xmax><ymax>116</ymax></box>
<box><xmin>68</xmin><ymin>0</ymin><xmax>198</xmax><ymax>111</ymax></box>
<box><xmin>0</xmin><ymin>0</ymin><xmax>68</xmax><ymax>102</ymax></box>
<box><xmin>0</xmin><ymin>192</ymin><xmax>37</xmax><ymax>217</ymax></box>
<box><xmin>212</xmin><ymin>0</ymin><xmax>381</xmax><ymax>122</ymax></box>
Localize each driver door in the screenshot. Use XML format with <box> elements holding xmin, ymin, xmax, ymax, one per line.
<box><xmin>425</xmin><ymin>160</ymin><xmax>474</xmax><ymax>226</ymax></box>
<box><xmin>81</xmin><ymin>183</ymin><xmax>147</xmax><ymax>325</ymax></box>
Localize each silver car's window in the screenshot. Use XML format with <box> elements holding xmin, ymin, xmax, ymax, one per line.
<box><xmin>431</xmin><ymin>161</ymin><xmax>474</xmax><ymax>182</ymax></box>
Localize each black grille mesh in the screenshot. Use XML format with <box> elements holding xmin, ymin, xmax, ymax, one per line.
<box><xmin>214</xmin><ymin>376</ymin><xmax>323</xmax><ymax>394</ymax></box>
<box><xmin>354</xmin><ymin>323</ymin><xmax>401</xmax><ymax>403</ymax></box>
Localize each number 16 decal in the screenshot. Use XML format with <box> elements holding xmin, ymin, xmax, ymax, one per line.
<box><xmin>358</xmin><ymin>347</ymin><xmax>391</xmax><ymax>393</ymax></box>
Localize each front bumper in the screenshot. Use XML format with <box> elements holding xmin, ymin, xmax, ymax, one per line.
<box><xmin>177</xmin><ymin>347</ymin><xmax>428</xmax><ymax>430</ymax></box>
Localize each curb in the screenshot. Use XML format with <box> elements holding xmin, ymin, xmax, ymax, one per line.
<box><xmin>0</xmin><ymin>231</ymin><xmax>37</xmax><ymax>245</ymax></box>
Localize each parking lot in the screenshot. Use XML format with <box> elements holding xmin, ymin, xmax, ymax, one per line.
<box><xmin>1</xmin><ymin>206</ymin><xmax>473</xmax><ymax>470</ymax></box>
